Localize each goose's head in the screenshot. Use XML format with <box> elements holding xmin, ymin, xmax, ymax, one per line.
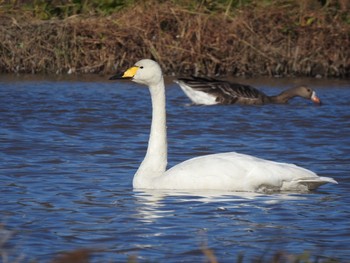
<box><xmin>109</xmin><ymin>59</ymin><xmax>163</xmax><ymax>87</ymax></box>
<box><xmin>294</xmin><ymin>85</ymin><xmax>321</xmax><ymax>104</ymax></box>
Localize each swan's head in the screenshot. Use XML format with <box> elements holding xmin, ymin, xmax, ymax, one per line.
<box><xmin>109</xmin><ymin>59</ymin><xmax>163</xmax><ymax>87</ymax></box>
<box><xmin>294</xmin><ymin>85</ymin><xmax>321</xmax><ymax>104</ymax></box>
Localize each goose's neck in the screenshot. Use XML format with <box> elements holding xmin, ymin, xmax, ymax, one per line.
<box><xmin>133</xmin><ymin>78</ymin><xmax>168</xmax><ymax>187</ymax></box>
<box><xmin>270</xmin><ymin>88</ymin><xmax>297</xmax><ymax>104</ymax></box>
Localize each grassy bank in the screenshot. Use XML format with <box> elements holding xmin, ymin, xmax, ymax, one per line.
<box><xmin>0</xmin><ymin>0</ymin><xmax>349</xmax><ymax>77</ymax></box>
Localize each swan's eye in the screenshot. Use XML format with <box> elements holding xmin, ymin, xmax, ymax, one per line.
<box><xmin>140</xmin><ymin>66</ymin><xmax>144</xmax><ymax>69</ymax></box>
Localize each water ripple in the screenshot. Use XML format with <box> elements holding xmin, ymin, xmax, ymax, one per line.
<box><xmin>0</xmin><ymin>78</ymin><xmax>349</xmax><ymax>262</ymax></box>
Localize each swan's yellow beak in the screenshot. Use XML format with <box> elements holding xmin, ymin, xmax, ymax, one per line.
<box><xmin>122</xmin><ymin>66</ymin><xmax>139</xmax><ymax>78</ymax></box>
<box><xmin>109</xmin><ymin>66</ymin><xmax>139</xmax><ymax>80</ymax></box>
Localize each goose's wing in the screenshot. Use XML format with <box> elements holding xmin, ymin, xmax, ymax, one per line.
<box><xmin>176</xmin><ymin>76</ymin><xmax>266</xmax><ymax>105</ymax></box>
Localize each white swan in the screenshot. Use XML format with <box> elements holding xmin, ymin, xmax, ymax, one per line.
<box><xmin>109</xmin><ymin>59</ymin><xmax>337</xmax><ymax>192</ymax></box>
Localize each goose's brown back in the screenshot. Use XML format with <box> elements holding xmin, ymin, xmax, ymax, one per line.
<box><xmin>177</xmin><ymin>76</ymin><xmax>269</xmax><ymax>105</ymax></box>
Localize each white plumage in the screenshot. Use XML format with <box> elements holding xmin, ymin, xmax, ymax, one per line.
<box><xmin>109</xmin><ymin>59</ymin><xmax>337</xmax><ymax>192</ymax></box>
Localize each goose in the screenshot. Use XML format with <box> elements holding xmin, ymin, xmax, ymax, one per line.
<box><xmin>175</xmin><ymin>76</ymin><xmax>321</xmax><ymax>105</ymax></box>
<box><xmin>109</xmin><ymin>59</ymin><xmax>336</xmax><ymax>192</ymax></box>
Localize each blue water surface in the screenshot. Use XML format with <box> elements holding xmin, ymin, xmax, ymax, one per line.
<box><xmin>0</xmin><ymin>75</ymin><xmax>349</xmax><ymax>262</ymax></box>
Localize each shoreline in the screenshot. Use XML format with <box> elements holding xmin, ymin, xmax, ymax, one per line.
<box><xmin>1</xmin><ymin>73</ymin><xmax>349</xmax><ymax>90</ymax></box>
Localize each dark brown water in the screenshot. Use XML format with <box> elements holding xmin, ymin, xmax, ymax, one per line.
<box><xmin>1</xmin><ymin>76</ymin><xmax>349</xmax><ymax>262</ymax></box>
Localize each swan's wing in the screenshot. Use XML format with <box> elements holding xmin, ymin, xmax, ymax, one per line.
<box><xmin>162</xmin><ymin>152</ymin><xmax>337</xmax><ymax>192</ymax></box>
<box><xmin>176</xmin><ymin>76</ymin><xmax>265</xmax><ymax>104</ymax></box>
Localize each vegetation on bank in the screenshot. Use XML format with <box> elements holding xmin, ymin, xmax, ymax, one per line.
<box><xmin>0</xmin><ymin>0</ymin><xmax>349</xmax><ymax>77</ymax></box>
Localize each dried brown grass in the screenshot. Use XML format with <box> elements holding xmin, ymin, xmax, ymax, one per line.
<box><xmin>0</xmin><ymin>1</ymin><xmax>349</xmax><ymax>77</ymax></box>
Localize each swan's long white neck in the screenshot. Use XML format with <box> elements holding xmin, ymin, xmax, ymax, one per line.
<box><xmin>133</xmin><ymin>77</ymin><xmax>168</xmax><ymax>188</ymax></box>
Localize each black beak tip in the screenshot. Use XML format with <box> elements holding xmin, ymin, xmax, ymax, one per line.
<box><xmin>109</xmin><ymin>74</ymin><xmax>133</xmax><ymax>80</ymax></box>
<box><xmin>109</xmin><ymin>74</ymin><xmax>121</xmax><ymax>80</ymax></box>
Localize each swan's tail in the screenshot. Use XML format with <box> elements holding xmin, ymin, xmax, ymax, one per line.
<box><xmin>297</xmin><ymin>176</ymin><xmax>338</xmax><ymax>190</ymax></box>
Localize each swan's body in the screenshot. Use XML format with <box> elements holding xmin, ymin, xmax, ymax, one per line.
<box><xmin>109</xmin><ymin>59</ymin><xmax>336</xmax><ymax>192</ymax></box>
<box><xmin>175</xmin><ymin>76</ymin><xmax>321</xmax><ymax>105</ymax></box>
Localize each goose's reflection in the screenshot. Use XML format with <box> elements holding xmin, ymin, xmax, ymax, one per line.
<box><xmin>132</xmin><ymin>189</ymin><xmax>307</xmax><ymax>223</ymax></box>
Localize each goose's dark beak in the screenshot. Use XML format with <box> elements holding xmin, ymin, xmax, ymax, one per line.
<box><xmin>109</xmin><ymin>66</ymin><xmax>139</xmax><ymax>80</ymax></box>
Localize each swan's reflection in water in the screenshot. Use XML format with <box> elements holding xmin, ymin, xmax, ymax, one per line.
<box><xmin>122</xmin><ymin>189</ymin><xmax>343</xmax><ymax>262</ymax></box>
<box><xmin>132</xmin><ymin>189</ymin><xmax>307</xmax><ymax>224</ymax></box>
